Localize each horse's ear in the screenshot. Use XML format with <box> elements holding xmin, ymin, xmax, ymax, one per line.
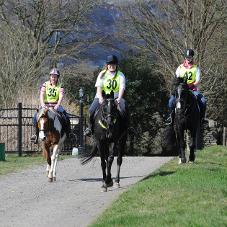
<box><xmin>102</xmin><ymin>91</ymin><xmax>107</xmax><ymax>99</ymax></box>
<box><xmin>110</xmin><ymin>91</ymin><xmax>114</xmax><ymax>99</ymax></box>
<box><xmin>104</xmin><ymin>91</ymin><xmax>114</xmax><ymax>99</ymax></box>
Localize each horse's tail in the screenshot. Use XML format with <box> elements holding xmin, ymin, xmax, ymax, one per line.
<box><xmin>80</xmin><ymin>145</ymin><xmax>98</xmax><ymax>165</ymax></box>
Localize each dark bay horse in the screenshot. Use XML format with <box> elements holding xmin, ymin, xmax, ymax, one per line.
<box><xmin>173</xmin><ymin>78</ymin><xmax>200</xmax><ymax>164</ymax></box>
<box><xmin>81</xmin><ymin>95</ymin><xmax>128</xmax><ymax>192</ymax></box>
<box><xmin>37</xmin><ymin>107</ymin><xmax>66</xmax><ymax>182</ymax></box>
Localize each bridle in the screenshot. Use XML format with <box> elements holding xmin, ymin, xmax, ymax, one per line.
<box><xmin>175</xmin><ymin>83</ymin><xmax>193</xmax><ymax>115</ymax></box>
<box><xmin>99</xmin><ymin>98</ymin><xmax>119</xmax><ymax>136</ymax></box>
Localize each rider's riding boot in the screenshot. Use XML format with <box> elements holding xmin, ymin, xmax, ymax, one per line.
<box><xmin>66</xmin><ymin>117</ymin><xmax>72</xmax><ymax>138</ymax></box>
<box><xmin>165</xmin><ymin>110</ymin><xmax>175</xmax><ymax>126</ymax></box>
<box><xmin>200</xmin><ymin>105</ymin><xmax>208</xmax><ymax>124</ymax></box>
<box><xmin>84</xmin><ymin>114</ymin><xmax>93</xmax><ymax>137</ymax></box>
<box><xmin>30</xmin><ymin>125</ymin><xmax>39</xmax><ymax>144</ymax></box>
<box><xmin>62</xmin><ymin>111</ymin><xmax>73</xmax><ymax>139</ymax></box>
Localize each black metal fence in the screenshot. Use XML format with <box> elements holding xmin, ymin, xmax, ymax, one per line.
<box><xmin>0</xmin><ymin>103</ymin><xmax>82</xmax><ymax>155</ymax></box>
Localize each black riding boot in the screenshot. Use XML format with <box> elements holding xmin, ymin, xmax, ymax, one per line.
<box><xmin>200</xmin><ymin>104</ymin><xmax>208</xmax><ymax>124</ymax></box>
<box><xmin>62</xmin><ymin>111</ymin><xmax>72</xmax><ymax>138</ymax></box>
<box><xmin>165</xmin><ymin>110</ymin><xmax>175</xmax><ymax>126</ymax></box>
<box><xmin>84</xmin><ymin>114</ymin><xmax>93</xmax><ymax>137</ymax></box>
<box><xmin>66</xmin><ymin>117</ymin><xmax>72</xmax><ymax>138</ymax></box>
<box><xmin>30</xmin><ymin>124</ymin><xmax>39</xmax><ymax>144</ymax></box>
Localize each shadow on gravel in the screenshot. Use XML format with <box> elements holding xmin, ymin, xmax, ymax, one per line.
<box><xmin>69</xmin><ymin>175</ymin><xmax>145</xmax><ymax>183</ymax></box>
<box><xmin>141</xmin><ymin>171</ymin><xmax>175</xmax><ymax>182</ymax></box>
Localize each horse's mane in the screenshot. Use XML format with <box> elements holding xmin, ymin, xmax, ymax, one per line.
<box><xmin>171</xmin><ymin>77</ymin><xmax>188</xmax><ymax>94</ymax></box>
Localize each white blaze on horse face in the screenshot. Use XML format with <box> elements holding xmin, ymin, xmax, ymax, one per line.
<box><xmin>176</xmin><ymin>101</ymin><xmax>181</xmax><ymax>109</ymax></box>
<box><xmin>39</xmin><ymin>118</ymin><xmax>46</xmax><ymax>140</ymax></box>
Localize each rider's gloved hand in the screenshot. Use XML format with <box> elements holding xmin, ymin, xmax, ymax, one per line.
<box><xmin>116</xmin><ymin>98</ymin><xmax>121</xmax><ymax>104</ymax></box>
<box><xmin>99</xmin><ymin>97</ymin><xmax>104</xmax><ymax>104</ymax></box>
<box><xmin>54</xmin><ymin>104</ymin><xmax>60</xmax><ymax>111</ymax></box>
<box><xmin>41</xmin><ymin>103</ymin><xmax>47</xmax><ymax>109</ymax></box>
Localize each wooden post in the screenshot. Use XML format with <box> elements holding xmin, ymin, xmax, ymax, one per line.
<box><xmin>78</xmin><ymin>88</ymin><xmax>84</xmax><ymax>154</ymax></box>
<box><xmin>18</xmin><ymin>103</ymin><xmax>22</xmax><ymax>156</ymax></box>
<box><xmin>223</xmin><ymin>127</ymin><xmax>226</xmax><ymax>146</ymax></box>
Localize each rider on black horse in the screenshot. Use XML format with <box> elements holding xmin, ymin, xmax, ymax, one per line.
<box><xmin>84</xmin><ymin>55</ymin><xmax>129</xmax><ymax>136</ymax></box>
<box><xmin>30</xmin><ymin>68</ymin><xmax>71</xmax><ymax>144</ymax></box>
<box><xmin>166</xmin><ymin>49</ymin><xmax>207</xmax><ymax>125</ymax></box>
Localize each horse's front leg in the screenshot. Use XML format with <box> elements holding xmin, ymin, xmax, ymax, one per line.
<box><xmin>42</xmin><ymin>142</ymin><xmax>51</xmax><ymax>177</ymax></box>
<box><xmin>100</xmin><ymin>154</ymin><xmax>106</xmax><ymax>187</ymax></box>
<box><xmin>115</xmin><ymin>135</ymin><xmax>126</xmax><ymax>187</ymax></box>
<box><xmin>106</xmin><ymin>143</ymin><xmax>114</xmax><ymax>188</ymax></box>
<box><xmin>48</xmin><ymin>144</ymin><xmax>59</xmax><ymax>182</ymax></box>
<box><xmin>189</xmin><ymin>130</ymin><xmax>197</xmax><ymax>162</ymax></box>
<box><xmin>115</xmin><ymin>145</ymin><xmax>121</xmax><ymax>187</ymax></box>
<box><xmin>46</xmin><ymin>164</ymin><xmax>50</xmax><ymax>176</ymax></box>
<box><xmin>176</xmin><ymin>127</ymin><xmax>186</xmax><ymax>164</ymax></box>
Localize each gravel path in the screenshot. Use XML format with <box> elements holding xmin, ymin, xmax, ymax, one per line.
<box><xmin>0</xmin><ymin>156</ymin><xmax>172</xmax><ymax>227</ymax></box>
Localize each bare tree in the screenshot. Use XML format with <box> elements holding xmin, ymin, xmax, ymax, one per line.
<box><xmin>0</xmin><ymin>23</ymin><xmax>45</xmax><ymax>105</ymax></box>
<box><xmin>117</xmin><ymin>0</ymin><xmax>227</xmax><ymax>120</ymax></box>
<box><xmin>0</xmin><ymin>0</ymin><xmax>102</xmax><ymax>65</ymax></box>
<box><xmin>0</xmin><ymin>0</ymin><xmax>103</xmax><ymax>105</ymax></box>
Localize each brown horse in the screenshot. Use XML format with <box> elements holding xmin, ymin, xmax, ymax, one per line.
<box><xmin>37</xmin><ymin>107</ymin><xmax>66</xmax><ymax>182</ymax></box>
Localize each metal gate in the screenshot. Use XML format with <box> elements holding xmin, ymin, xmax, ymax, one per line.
<box><xmin>0</xmin><ymin>103</ymin><xmax>82</xmax><ymax>155</ymax></box>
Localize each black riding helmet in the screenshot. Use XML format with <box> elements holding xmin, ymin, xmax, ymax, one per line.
<box><xmin>106</xmin><ymin>55</ymin><xmax>118</xmax><ymax>65</ymax></box>
<box><xmin>184</xmin><ymin>49</ymin><xmax>194</xmax><ymax>59</ymax></box>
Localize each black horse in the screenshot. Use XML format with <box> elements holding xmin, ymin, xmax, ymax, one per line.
<box><xmin>81</xmin><ymin>94</ymin><xmax>128</xmax><ymax>191</ymax></box>
<box><xmin>172</xmin><ymin>77</ymin><xmax>200</xmax><ymax>164</ymax></box>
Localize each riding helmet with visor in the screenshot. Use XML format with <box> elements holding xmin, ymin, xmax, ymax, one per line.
<box><xmin>49</xmin><ymin>68</ymin><xmax>60</xmax><ymax>77</ymax></box>
<box><xmin>106</xmin><ymin>55</ymin><xmax>118</xmax><ymax>65</ymax></box>
<box><xmin>184</xmin><ymin>49</ymin><xmax>194</xmax><ymax>60</ymax></box>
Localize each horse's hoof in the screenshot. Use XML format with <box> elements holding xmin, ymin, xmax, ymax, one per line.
<box><xmin>53</xmin><ymin>177</ymin><xmax>56</xmax><ymax>181</ymax></box>
<box><xmin>114</xmin><ymin>182</ymin><xmax>120</xmax><ymax>188</ymax></box>
<box><xmin>189</xmin><ymin>156</ymin><xmax>195</xmax><ymax>163</ymax></box>
<box><xmin>188</xmin><ymin>160</ymin><xmax>194</xmax><ymax>164</ymax></box>
<box><xmin>48</xmin><ymin>178</ymin><xmax>53</xmax><ymax>182</ymax></box>
<box><xmin>101</xmin><ymin>184</ymin><xmax>107</xmax><ymax>192</ymax></box>
<box><xmin>101</xmin><ymin>187</ymin><xmax>107</xmax><ymax>192</ymax></box>
<box><xmin>178</xmin><ymin>158</ymin><xmax>186</xmax><ymax>164</ymax></box>
<box><xmin>106</xmin><ymin>180</ymin><xmax>113</xmax><ymax>188</ymax></box>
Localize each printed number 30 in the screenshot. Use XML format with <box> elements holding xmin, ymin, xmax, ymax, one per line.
<box><xmin>106</xmin><ymin>79</ymin><xmax>117</xmax><ymax>89</ymax></box>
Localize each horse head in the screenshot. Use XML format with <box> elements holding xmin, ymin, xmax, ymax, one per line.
<box><xmin>37</xmin><ymin>107</ymin><xmax>62</xmax><ymax>141</ymax></box>
<box><xmin>37</xmin><ymin>107</ymin><xmax>49</xmax><ymax>141</ymax></box>
<box><xmin>174</xmin><ymin>78</ymin><xmax>191</xmax><ymax>112</ymax></box>
<box><xmin>100</xmin><ymin>92</ymin><xmax>120</xmax><ymax>139</ymax></box>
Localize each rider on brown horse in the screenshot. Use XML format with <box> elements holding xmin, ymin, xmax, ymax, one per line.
<box><xmin>31</xmin><ymin>68</ymin><xmax>71</xmax><ymax>144</ymax></box>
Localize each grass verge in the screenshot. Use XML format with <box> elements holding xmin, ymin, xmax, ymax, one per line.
<box><xmin>91</xmin><ymin>146</ymin><xmax>227</xmax><ymax>227</ymax></box>
<box><xmin>0</xmin><ymin>153</ymin><xmax>68</xmax><ymax>176</ymax></box>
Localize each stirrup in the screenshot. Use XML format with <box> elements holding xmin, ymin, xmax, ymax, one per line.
<box><xmin>201</xmin><ymin>118</ymin><xmax>208</xmax><ymax>124</ymax></box>
<box><xmin>30</xmin><ymin>135</ymin><xmax>38</xmax><ymax>144</ymax></box>
<box><xmin>84</xmin><ymin>128</ymin><xmax>92</xmax><ymax>137</ymax></box>
<box><xmin>165</xmin><ymin>117</ymin><xmax>173</xmax><ymax>126</ymax></box>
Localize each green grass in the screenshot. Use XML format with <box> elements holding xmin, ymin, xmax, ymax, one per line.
<box><xmin>0</xmin><ymin>153</ymin><xmax>68</xmax><ymax>176</ymax></box>
<box><xmin>91</xmin><ymin>146</ymin><xmax>227</xmax><ymax>227</ymax></box>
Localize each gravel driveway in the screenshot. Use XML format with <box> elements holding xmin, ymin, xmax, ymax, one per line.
<box><xmin>0</xmin><ymin>156</ymin><xmax>172</xmax><ymax>227</ymax></box>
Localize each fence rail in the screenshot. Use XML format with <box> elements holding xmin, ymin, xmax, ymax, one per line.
<box><xmin>0</xmin><ymin>103</ymin><xmax>83</xmax><ymax>155</ymax></box>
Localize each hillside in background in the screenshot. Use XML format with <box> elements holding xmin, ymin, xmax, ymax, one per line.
<box><xmin>80</xmin><ymin>2</ymin><xmax>128</xmax><ymax>66</ymax></box>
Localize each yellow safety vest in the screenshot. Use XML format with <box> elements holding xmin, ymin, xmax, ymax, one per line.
<box><xmin>102</xmin><ymin>71</ymin><xmax>121</xmax><ymax>94</ymax></box>
<box><xmin>44</xmin><ymin>81</ymin><xmax>61</xmax><ymax>103</ymax></box>
<box><xmin>178</xmin><ymin>64</ymin><xmax>197</xmax><ymax>84</ymax></box>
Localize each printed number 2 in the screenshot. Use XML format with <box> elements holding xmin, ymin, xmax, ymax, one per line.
<box><xmin>107</xmin><ymin>79</ymin><xmax>117</xmax><ymax>89</ymax></box>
